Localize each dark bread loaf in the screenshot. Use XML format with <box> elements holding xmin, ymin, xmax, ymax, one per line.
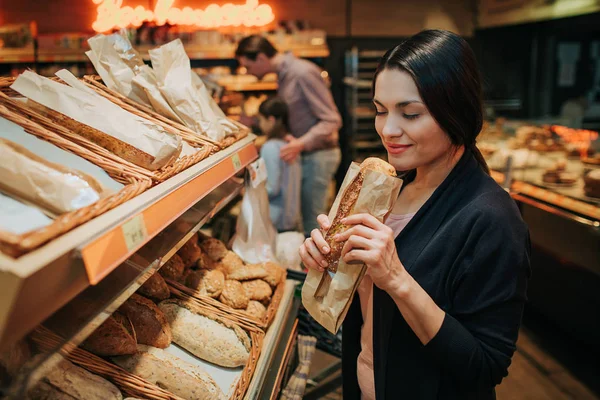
<box><xmin>118</xmin><ymin>294</ymin><xmax>172</xmax><ymax>348</ymax></box>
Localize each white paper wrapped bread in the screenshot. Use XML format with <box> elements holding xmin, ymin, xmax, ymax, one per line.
<box><xmin>158</xmin><ymin>299</ymin><xmax>251</xmax><ymax>367</ymax></box>
<box><xmin>0</xmin><ymin>139</ymin><xmax>107</xmax><ymax>215</ymax></box>
<box><xmin>10</xmin><ymin>70</ymin><xmax>182</xmax><ymax>171</ymax></box>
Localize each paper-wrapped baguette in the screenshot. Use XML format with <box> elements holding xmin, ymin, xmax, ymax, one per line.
<box><xmin>0</xmin><ymin>139</ymin><xmax>107</xmax><ymax>215</ymax></box>
<box><xmin>323</xmin><ymin>158</ymin><xmax>397</xmax><ymax>272</ymax></box>
<box><xmin>10</xmin><ymin>70</ymin><xmax>182</xmax><ymax>171</ymax></box>
<box><xmin>27</xmin><ymin>359</ymin><xmax>122</xmax><ymax>400</ymax></box>
<box><xmin>158</xmin><ymin>299</ymin><xmax>251</xmax><ymax>367</ymax></box>
<box><xmin>112</xmin><ymin>345</ymin><xmax>225</xmax><ymax>400</ymax></box>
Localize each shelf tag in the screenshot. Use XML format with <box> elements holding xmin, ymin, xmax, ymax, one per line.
<box><xmin>232</xmin><ymin>152</ymin><xmax>242</xmax><ymax>170</ymax></box>
<box><xmin>122</xmin><ymin>214</ymin><xmax>148</xmax><ymax>252</ymax></box>
<box><xmin>249</xmin><ymin>158</ymin><xmax>268</xmax><ymax>188</ymax></box>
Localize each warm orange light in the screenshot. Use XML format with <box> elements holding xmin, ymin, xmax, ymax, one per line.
<box><xmin>92</xmin><ymin>0</ymin><xmax>275</xmax><ymax>32</ymax></box>
<box><xmin>552</xmin><ymin>125</ymin><xmax>599</xmax><ymax>159</ymax></box>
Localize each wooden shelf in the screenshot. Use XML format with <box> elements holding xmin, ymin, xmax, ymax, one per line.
<box><xmin>139</xmin><ymin>44</ymin><xmax>329</xmax><ymax>61</ymax></box>
<box><xmin>0</xmin><ymin>135</ymin><xmax>258</xmax><ymax>351</ymax></box>
<box><xmin>0</xmin><ymin>48</ymin><xmax>35</xmax><ymax>63</ymax></box>
<box><xmin>37</xmin><ymin>49</ymin><xmax>88</xmax><ymax>63</ymax></box>
<box><xmin>220</xmin><ymin>80</ymin><xmax>278</xmax><ymax>92</ymax></box>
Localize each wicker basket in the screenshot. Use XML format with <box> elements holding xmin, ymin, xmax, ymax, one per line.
<box><xmin>167</xmin><ymin>270</ymin><xmax>287</xmax><ymax>331</ymax></box>
<box><xmin>0</xmin><ymin>100</ymin><xmax>151</xmax><ymax>257</ymax></box>
<box><xmin>0</xmin><ymin>77</ymin><xmax>214</xmax><ymax>183</ymax></box>
<box><xmin>82</xmin><ymin>75</ymin><xmax>250</xmax><ymax>150</ymax></box>
<box><xmin>31</xmin><ymin>297</ymin><xmax>265</xmax><ymax>400</ymax></box>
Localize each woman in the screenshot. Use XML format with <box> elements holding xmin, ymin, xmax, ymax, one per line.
<box><xmin>299</xmin><ymin>30</ymin><xmax>530</xmax><ymax>399</ymax></box>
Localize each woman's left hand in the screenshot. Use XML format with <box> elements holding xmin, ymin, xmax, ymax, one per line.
<box><xmin>335</xmin><ymin>213</ymin><xmax>406</xmax><ymax>292</ymax></box>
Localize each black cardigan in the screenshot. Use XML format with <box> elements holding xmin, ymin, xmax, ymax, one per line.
<box><xmin>342</xmin><ymin>150</ymin><xmax>531</xmax><ymax>400</ymax></box>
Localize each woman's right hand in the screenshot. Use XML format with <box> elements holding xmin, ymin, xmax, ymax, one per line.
<box><xmin>299</xmin><ymin>214</ymin><xmax>331</xmax><ymax>272</ymax></box>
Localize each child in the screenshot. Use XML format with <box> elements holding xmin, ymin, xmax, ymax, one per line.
<box><xmin>257</xmin><ymin>97</ymin><xmax>302</xmax><ymax>232</ymax></box>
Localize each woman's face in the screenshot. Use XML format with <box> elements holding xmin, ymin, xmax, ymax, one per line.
<box><xmin>373</xmin><ymin>68</ymin><xmax>453</xmax><ymax>171</ymax></box>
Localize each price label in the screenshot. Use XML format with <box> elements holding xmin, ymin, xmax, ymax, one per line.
<box><xmin>232</xmin><ymin>153</ymin><xmax>242</xmax><ymax>170</ymax></box>
<box><xmin>121</xmin><ymin>214</ymin><xmax>148</xmax><ymax>252</ymax></box>
<box><xmin>249</xmin><ymin>158</ymin><xmax>268</xmax><ymax>188</ymax></box>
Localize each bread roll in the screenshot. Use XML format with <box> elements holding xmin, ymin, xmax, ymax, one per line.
<box><xmin>158</xmin><ymin>300</ymin><xmax>251</xmax><ymax>367</ymax></box>
<box><xmin>137</xmin><ymin>272</ymin><xmax>169</xmax><ymax>301</ymax></box>
<box><xmin>158</xmin><ymin>254</ymin><xmax>185</xmax><ymax>281</ymax></box>
<box><xmin>81</xmin><ymin>313</ymin><xmax>137</xmax><ymax>356</ymax></box>
<box><xmin>112</xmin><ymin>345</ymin><xmax>224</xmax><ymax>400</ymax></box>
<box><xmin>242</xmin><ymin>280</ymin><xmax>272</xmax><ymax>303</ymax></box>
<box><xmin>27</xmin><ymin>359</ymin><xmax>122</xmax><ymax>400</ymax></box>
<box><xmin>246</xmin><ymin>301</ymin><xmax>267</xmax><ymax>320</ymax></box>
<box><xmin>219</xmin><ymin>280</ymin><xmax>249</xmax><ymax>309</ymax></box>
<box><xmin>196</xmin><ymin>248</ymin><xmax>217</xmax><ymax>270</ymax></box>
<box><xmin>184</xmin><ymin>269</ymin><xmax>225</xmax><ymax>298</ymax></box>
<box><xmin>227</xmin><ymin>264</ymin><xmax>268</xmax><ymax>281</ymax></box>
<box><xmin>0</xmin><ymin>139</ymin><xmax>106</xmax><ymax>215</ymax></box>
<box><xmin>199</xmin><ymin>238</ymin><xmax>228</xmax><ymax>261</ymax></box>
<box><xmin>177</xmin><ymin>238</ymin><xmax>202</xmax><ymax>268</ymax></box>
<box><xmin>262</xmin><ymin>261</ymin><xmax>285</xmax><ymax>287</ymax></box>
<box><xmin>213</xmin><ymin>251</ymin><xmax>244</xmax><ymax>275</ymax></box>
<box><xmin>324</xmin><ymin>158</ymin><xmax>396</xmax><ymax>272</ymax></box>
<box><xmin>118</xmin><ymin>294</ymin><xmax>172</xmax><ymax>348</ymax></box>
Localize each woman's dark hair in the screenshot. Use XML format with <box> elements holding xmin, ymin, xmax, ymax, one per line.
<box><xmin>235</xmin><ymin>35</ymin><xmax>278</xmax><ymax>61</ymax></box>
<box><xmin>259</xmin><ymin>97</ymin><xmax>290</xmax><ymax>137</ymax></box>
<box><xmin>374</xmin><ymin>29</ymin><xmax>489</xmax><ymax>174</ymax></box>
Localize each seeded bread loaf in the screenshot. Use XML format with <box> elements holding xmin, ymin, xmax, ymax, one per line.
<box><xmin>112</xmin><ymin>345</ymin><xmax>224</xmax><ymax>400</ymax></box>
<box><xmin>158</xmin><ymin>299</ymin><xmax>251</xmax><ymax>367</ymax></box>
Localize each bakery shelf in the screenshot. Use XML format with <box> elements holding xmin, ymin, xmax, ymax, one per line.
<box><xmin>138</xmin><ymin>44</ymin><xmax>329</xmax><ymax>61</ymax></box>
<box><xmin>37</xmin><ymin>49</ymin><xmax>88</xmax><ymax>63</ymax></box>
<box><xmin>220</xmin><ymin>81</ymin><xmax>278</xmax><ymax>92</ymax></box>
<box><xmin>0</xmin><ymin>47</ymin><xmax>35</xmax><ymax>63</ymax></box>
<box><xmin>1</xmin><ymin>177</ymin><xmax>245</xmax><ymax>399</ymax></box>
<box><xmin>0</xmin><ymin>135</ymin><xmax>257</xmax><ymax>353</ymax></box>
<box><xmin>245</xmin><ymin>281</ymin><xmax>301</xmax><ymax>399</ymax></box>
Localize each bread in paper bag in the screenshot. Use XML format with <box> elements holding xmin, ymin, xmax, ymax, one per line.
<box><xmin>131</xmin><ymin>64</ymin><xmax>185</xmax><ymax>124</ymax></box>
<box><xmin>301</xmin><ymin>158</ymin><xmax>402</xmax><ymax>334</ymax></box>
<box><xmin>149</xmin><ymin>39</ymin><xmax>232</xmax><ymax>141</ymax></box>
<box><xmin>10</xmin><ymin>70</ymin><xmax>182</xmax><ymax>171</ymax></box>
<box><xmin>86</xmin><ymin>32</ymin><xmax>151</xmax><ymax>107</ymax></box>
<box><xmin>0</xmin><ymin>139</ymin><xmax>108</xmax><ymax>215</ymax></box>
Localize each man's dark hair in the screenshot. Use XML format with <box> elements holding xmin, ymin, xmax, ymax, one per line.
<box><xmin>235</xmin><ymin>35</ymin><xmax>278</xmax><ymax>61</ymax></box>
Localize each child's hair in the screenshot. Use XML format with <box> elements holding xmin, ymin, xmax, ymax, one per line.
<box><xmin>258</xmin><ymin>97</ymin><xmax>289</xmax><ymax>138</ymax></box>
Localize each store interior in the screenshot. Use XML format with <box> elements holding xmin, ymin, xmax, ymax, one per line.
<box><xmin>0</xmin><ymin>0</ymin><xmax>599</xmax><ymax>399</ymax></box>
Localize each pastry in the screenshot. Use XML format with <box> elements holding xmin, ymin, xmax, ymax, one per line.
<box><xmin>158</xmin><ymin>300</ymin><xmax>251</xmax><ymax>368</ymax></box>
<box><xmin>118</xmin><ymin>294</ymin><xmax>172</xmax><ymax>348</ymax></box>
<box><xmin>199</xmin><ymin>238</ymin><xmax>228</xmax><ymax>262</ymax></box>
<box><xmin>262</xmin><ymin>261</ymin><xmax>285</xmax><ymax>287</ymax></box>
<box><xmin>159</xmin><ymin>254</ymin><xmax>185</xmax><ymax>281</ymax></box>
<box><xmin>183</xmin><ymin>269</ymin><xmax>225</xmax><ymax>298</ymax></box>
<box><xmin>177</xmin><ymin>238</ymin><xmax>202</xmax><ymax>268</ymax></box>
<box><xmin>219</xmin><ymin>280</ymin><xmax>249</xmax><ymax>309</ymax></box>
<box><xmin>245</xmin><ymin>301</ymin><xmax>267</xmax><ymax>320</ymax></box>
<box><xmin>242</xmin><ymin>280</ymin><xmax>272</xmax><ymax>303</ymax></box>
<box><xmin>584</xmin><ymin>170</ymin><xmax>600</xmax><ymax>198</ymax></box>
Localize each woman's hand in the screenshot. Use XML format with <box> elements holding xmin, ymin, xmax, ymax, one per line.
<box><xmin>336</xmin><ymin>213</ymin><xmax>408</xmax><ymax>293</ymax></box>
<box><xmin>299</xmin><ymin>214</ymin><xmax>331</xmax><ymax>272</ymax></box>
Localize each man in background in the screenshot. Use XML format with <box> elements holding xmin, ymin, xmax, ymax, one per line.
<box><xmin>236</xmin><ymin>36</ymin><xmax>342</xmax><ymax>236</ymax></box>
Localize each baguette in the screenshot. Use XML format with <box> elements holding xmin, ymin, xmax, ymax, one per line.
<box><xmin>26</xmin><ymin>100</ymin><xmax>180</xmax><ymax>171</ymax></box>
<box><xmin>112</xmin><ymin>345</ymin><xmax>224</xmax><ymax>400</ymax></box>
<box><xmin>118</xmin><ymin>294</ymin><xmax>172</xmax><ymax>348</ymax></box>
<box><xmin>324</xmin><ymin>158</ymin><xmax>396</xmax><ymax>272</ymax></box>
<box><xmin>81</xmin><ymin>312</ymin><xmax>137</xmax><ymax>356</ymax></box>
<box><xmin>0</xmin><ymin>139</ymin><xmax>106</xmax><ymax>215</ymax></box>
<box><xmin>27</xmin><ymin>359</ymin><xmax>122</xmax><ymax>400</ymax></box>
<box><xmin>158</xmin><ymin>299</ymin><xmax>251</xmax><ymax>367</ymax></box>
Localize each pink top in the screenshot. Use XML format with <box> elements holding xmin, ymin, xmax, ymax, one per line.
<box><xmin>356</xmin><ymin>212</ymin><xmax>415</xmax><ymax>400</ymax></box>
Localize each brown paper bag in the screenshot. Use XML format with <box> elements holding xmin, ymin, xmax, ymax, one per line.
<box><xmin>301</xmin><ymin>162</ymin><xmax>402</xmax><ymax>334</ymax></box>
